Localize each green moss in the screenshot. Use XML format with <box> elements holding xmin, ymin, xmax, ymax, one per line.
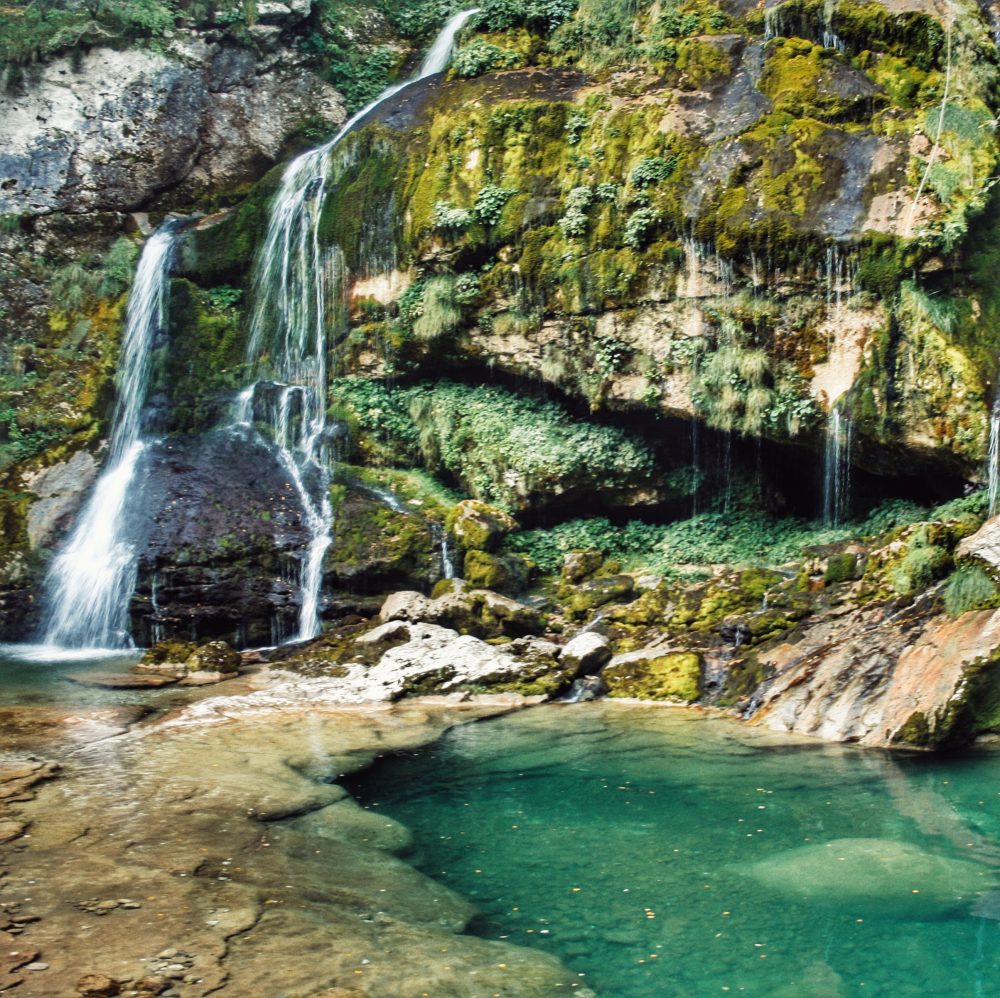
<box><xmin>603</xmin><ymin>651</ymin><xmax>702</xmax><ymax>702</ymax></box>
<box><xmin>155</xmin><ymin>279</ymin><xmax>246</xmax><ymax>432</ymax></box>
<box><xmin>824</xmin><ymin>552</ymin><xmax>859</xmax><ymax>585</ymax></box>
<box><xmin>181</xmin><ymin>166</ymin><xmax>285</xmax><ymax>286</ymax></box>
<box><xmin>463</xmin><ymin>549</ymin><xmax>528</xmax><ymax>593</ymax></box>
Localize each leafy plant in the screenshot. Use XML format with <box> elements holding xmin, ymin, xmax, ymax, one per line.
<box><xmin>474</xmin><ymin>183</ymin><xmax>516</xmax><ymax>226</ymax></box>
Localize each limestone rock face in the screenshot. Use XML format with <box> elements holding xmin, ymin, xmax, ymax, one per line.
<box><xmin>956</xmin><ymin>516</ymin><xmax>1000</xmax><ymax>575</ymax></box>
<box><xmin>378</xmin><ymin>587</ymin><xmax>543</xmax><ymax>638</ymax></box>
<box><xmin>747</xmin><ymin>600</ymin><xmax>1000</xmax><ymax>748</ymax></box>
<box><xmin>24</xmin><ymin>449</ymin><xmax>99</xmax><ymax>550</ymax></box>
<box><xmin>0</xmin><ymin>37</ymin><xmax>342</xmax><ymax>215</ymax></box>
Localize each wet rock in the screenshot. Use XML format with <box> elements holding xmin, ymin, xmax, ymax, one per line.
<box><xmin>184</xmin><ymin>640</ymin><xmax>240</xmax><ymax>674</ymax></box>
<box><xmin>603</xmin><ymin>648</ymin><xmax>703</xmax><ymax>702</ymax></box>
<box><xmin>324</xmin><ymin>488</ymin><xmax>439</xmax><ymax>595</ymax></box>
<box><xmin>745</xmin><ymin>600</ymin><xmax>1000</xmax><ymax>747</ymax></box>
<box><xmin>0</xmin><ymin>818</ymin><xmax>26</xmax><ymax>842</ymax></box>
<box><xmin>65</xmin><ymin>673</ymin><xmax>177</xmax><ymax>690</ymax></box>
<box><xmin>559</xmin><ymin>631</ymin><xmax>612</xmax><ymax>674</ymax></box>
<box><xmin>562</xmin><ymin>674</ymin><xmax>608</xmax><ymax>702</ymax></box>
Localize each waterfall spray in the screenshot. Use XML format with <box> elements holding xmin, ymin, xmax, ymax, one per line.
<box><xmin>238</xmin><ymin>9</ymin><xmax>479</xmax><ymax>641</ymax></box>
<box><xmin>43</xmin><ymin>223</ymin><xmax>180</xmax><ymax>649</ymax></box>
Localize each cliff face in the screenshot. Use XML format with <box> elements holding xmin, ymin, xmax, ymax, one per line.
<box><xmin>3</xmin><ymin>0</ymin><xmax>1000</xmax><ymax>746</ymax></box>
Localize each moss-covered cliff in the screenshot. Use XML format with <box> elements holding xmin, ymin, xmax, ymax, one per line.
<box><xmin>5</xmin><ymin>0</ymin><xmax>1000</xmax><ymax>748</ymax></box>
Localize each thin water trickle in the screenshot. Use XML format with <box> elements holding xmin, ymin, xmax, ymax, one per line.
<box><xmin>823</xmin><ymin>402</ymin><xmax>853</xmax><ymax>526</ymax></box>
<box><xmin>989</xmin><ymin>402</ymin><xmax>1000</xmax><ymax>517</ymax></box>
<box><xmin>237</xmin><ymin>9</ymin><xmax>478</xmax><ymax>640</ymax></box>
<box><xmin>42</xmin><ymin>223</ymin><xmax>180</xmax><ymax>649</ymax></box>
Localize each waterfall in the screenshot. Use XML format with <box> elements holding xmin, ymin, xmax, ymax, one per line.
<box><xmin>822</xmin><ymin>403</ymin><xmax>853</xmax><ymax>527</ymax></box>
<box><xmin>238</xmin><ymin>9</ymin><xmax>479</xmax><ymax>641</ymax></box>
<box><xmin>42</xmin><ymin>223</ymin><xmax>179</xmax><ymax>649</ymax></box>
<box><xmin>988</xmin><ymin>402</ymin><xmax>1000</xmax><ymax>516</ymax></box>
<box><xmin>821</xmin><ymin>0</ymin><xmax>844</xmax><ymax>51</ymax></box>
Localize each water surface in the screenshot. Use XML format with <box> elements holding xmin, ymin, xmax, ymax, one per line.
<box><xmin>348</xmin><ymin>704</ymin><xmax>1000</xmax><ymax>997</ymax></box>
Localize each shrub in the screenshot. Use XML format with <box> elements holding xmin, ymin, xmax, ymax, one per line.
<box><xmin>474</xmin><ymin>183</ymin><xmax>516</xmax><ymax>226</ymax></box>
<box><xmin>433</xmin><ymin>200</ymin><xmax>473</xmax><ymax>234</ymax></box>
<box><xmin>623</xmin><ymin>207</ymin><xmax>659</xmax><ymax>249</ymax></box>
<box><xmin>452</xmin><ymin>39</ymin><xmax>519</xmax><ymax>77</ymax></box>
<box><xmin>412</xmin><ymin>276</ymin><xmax>461</xmax><ymax>341</ymax></box>
<box><xmin>630</xmin><ymin>155</ymin><xmax>678</xmax><ymax>187</ymax></box>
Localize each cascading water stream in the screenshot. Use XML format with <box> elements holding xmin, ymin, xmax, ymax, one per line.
<box><xmin>237</xmin><ymin>9</ymin><xmax>478</xmax><ymax>640</ymax></box>
<box><xmin>988</xmin><ymin>401</ymin><xmax>1000</xmax><ymax>517</ymax></box>
<box><xmin>42</xmin><ymin>223</ymin><xmax>180</xmax><ymax>649</ymax></box>
<box><xmin>822</xmin><ymin>402</ymin><xmax>853</xmax><ymax>527</ymax></box>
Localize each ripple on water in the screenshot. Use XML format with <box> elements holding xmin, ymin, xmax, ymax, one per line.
<box><xmin>347</xmin><ymin>703</ymin><xmax>1000</xmax><ymax>998</ymax></box>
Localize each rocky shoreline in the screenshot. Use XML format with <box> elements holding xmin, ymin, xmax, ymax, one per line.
<box><xmin>0</xmin><ymin>672</ymin><xmax>596</xmax><ymax>997</ymax></box>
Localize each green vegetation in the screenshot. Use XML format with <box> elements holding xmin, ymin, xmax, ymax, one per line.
<box><xmin>329</xmin><ymin>377</ymin><xmax>656</xmax><ymax>512</ymax></box>
<box><xmin>943</xmin><ymin>564</ymin><xmax>1000</xmax><ymax>617</ymax></box>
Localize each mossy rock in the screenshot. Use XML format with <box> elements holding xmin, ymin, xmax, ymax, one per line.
<box><xmin>463</xmin><ymin>549</ymin><xmax>528</xmax><ymax>594</ymax></box>
<box><xmin>139</xmin><ymin>639</ymin><xmax>199</xmax><ymax>667</ymax></box>
<box><xmin>448</xmin><ymin>499</ymin><xmax>518</xmax><ymax>553</ymax></box>
<box><xmin>566</xmin><ymin>574</ymin><xmax>636</xmax><ymax>618</ymax></box>
<box><xmin>603</xmin><ymin>650</ymin><xmax>702</xmax><ymax>702</ymax></box>
<box><xmin>325</xmin><ymin>489</ymin><xmax>437</xmax><ymax>594</ymax></box>
<box><xmin>185</xmin><ymin>640</ymin><xmax>240</xmax><ymax>674</ymax></box>
<box><xmin>562</xmin><ymin>549</ymin><xmax>603</xmax><ymax>583</ymax></box>
<box><xmin>824</xmin><ymin>552</ymin><xmax>860</xmax><ymax>585</ymax></box>
<box><xmin>893</xmin><ymin>653</ymin><xmax>1000</xmax><ymax>749</ymax></box>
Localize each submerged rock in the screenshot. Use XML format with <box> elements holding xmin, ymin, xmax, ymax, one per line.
<box><xmin>746</xmin><ymin>838</ymin><xmax>995</xmax><ymax>917</ymax></box>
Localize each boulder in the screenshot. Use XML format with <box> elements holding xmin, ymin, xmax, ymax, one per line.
<box><xmin>602</xmin><ymin>648</ymin><xmax>702</xmax><ymax>702</ymax></box>
<box><xmin>559</xmin><ymin>631</ymin><xmax>612</xmax><ymax>673</ymax></box>
<box><xmin>566</xmin><ymin>574</ymin><xmax>636</xmax><ymax>617</ymax></box>
<box><xmin>956</xmin><ymin>516</ymin><xmax>1000</xmax><ymax>576</ymax></box>
<box><xmin>462</xmin><ymin>550</ymin><xmax>529</xmax><ymax>594</ymax></box>
<box><xmin>562</xmin><ymin>549</ymin><xmax>603</xmax><ymax>583</ymax></box>
<box><xmin>184</xmin><ymin>640</ymin><xmax>241</xmax><ymax>674</ymax></box>
<box><xmin>448</xmin><ymin>500</ymin><xmax>517</xmax><ymax>553</ymax></box>
<box><xmin>379</xmin><ymin>591</ymin><xmax>435</xmax><ymax>624</ymax></box>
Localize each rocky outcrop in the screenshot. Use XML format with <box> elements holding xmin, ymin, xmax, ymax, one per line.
<box><xmin>745</xmin><ymin>598</ymin><xmax>1000</xmax><ymax>748</ymax></box>
<box><xmin>0</xmin><ymin>33</ymin><xmax>342</xmax><ymax>215</ymax></box>
<box><xmin>23</xmin><ymin>449</ymin><xmax>98</xmax><ymax>550</ymax></box>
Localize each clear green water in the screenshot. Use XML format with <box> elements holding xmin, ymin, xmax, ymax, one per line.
<box><xmin>0</xmin><ymin>644</ymin><xmax>154</xmax><ymax>707</ymax></box>
<box><xmin>348</xmin><ymin>704</ymin><xmax>1000</xmax><ymax>997</ymax></box>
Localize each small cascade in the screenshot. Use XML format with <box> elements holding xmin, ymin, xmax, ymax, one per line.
<box><xmin>822</xmin><ymin>402</ymin><xmax>853</xmax><ymax>526</ymax></box>
<box><xmin>432</xmin><ymin>523</ymin><xmax>457</xmax><ymax>580</ymax></box>
<box><xmin>821</xmin><ymin>0</ymin><xmax>844</xmax><ymax>51</ymax></box>
<box><xmin>237</xmin><ymin>9</ymin><xmax>479</xmax><ymax>642</ymax></box>
<box><xmin>367</xmin><ymin>484</ymin><xmax>455</xmax><ymax>580</ymax></box>
<box><xmin>42</xmin><ymin>223</ymin><xmax>180</xmax><ymax>649</ymax></box>
<box><xmin>988</xmin><ymin>402</ymin><xmax>1000</xmax><ymax>516</ymax></box>
<box><xmin>763</xmin><ymin>3</ymin><xmax>784</xmax><ymax>40</ymax></box>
